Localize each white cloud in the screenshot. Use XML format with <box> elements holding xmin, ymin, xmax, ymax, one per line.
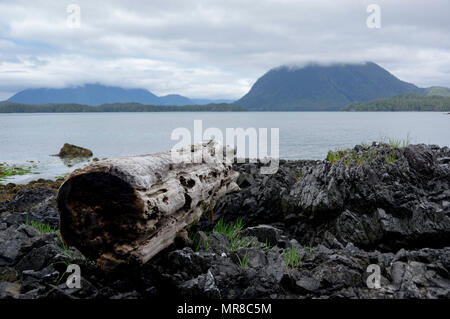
<box><xmin>0</xmin><ymin>0</ymin><xmax>449</xmax><ymax>99</ymax></box>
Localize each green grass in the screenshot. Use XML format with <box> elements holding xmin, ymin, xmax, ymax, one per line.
<box><xmin>24</xmin><ymin>217</ymin><xmax>74</xmax><ymax>259</ymax></box>
<box><xmin>303</xmin><ymin>246</ymin><xmax>312</xmax><ymax>255</ymax></box>
<box><xmin>237</xmin><ymin>253</ymin><xmax>250</xmax><ymax>269</ymax></box>
<box><xmin>25</xmin><ymin>216</ymin><xmax>57</xmax><ymax>234</ymax></box>
<box><xmin>190</xmin><ymin>232</ymin><xmax>210</xmax><ymax>252</ymax></box>
<box><xmin>382</xmin><ymin>134</ymin><xmax>411</xmax><ymax>150</ymax></box>
<box><xmin>327</xmin><ymin>148</ymin><xmax>369</xmax><ymax>167</ymax></box>
<box><xmin>343</xmin><ymin>156</ymin><xmax>352</xmax><ymax>168</ymax></box>
<box><xmin>213</xmin><ymin>218</ymin><xmax>244</xmax><ymax>240</ymax></box>
<box><xmin>385</xmin><ymin>151</ymin><xmax>396</xmax><ymax>164</ymax></box>
<box><xmin>285</xmin><ymin>246</ymin><xmax>302</xmax><ymax>269</ymax></box>
<box><xmin>326</xmin><ymin>149</ymin><xmax>347</xmax><ymax>164</ymax></box>
<box><xmin>190</xmin><ymin>218</ymin><xmax>273</xmax><ymax>271</ymax></box>
<box><xmin>57</xmin><ymin>231</ymin><xmax>74</xmax><ymax>259</ymax></box>
<box><xmin>264</xmin><ymin>239</ymin><xmax>272</xmax><ymax>251</ymax></box>
<box><xmin>285</xmin><ymin>246</ymin><xmax>312</xmax><ymax>269</ymax></box>
<box><xmin>383</xmin><ymin>136</ymin><xmax>411</xmax><ymax>164</ymax></box>
<box><xmin>354</xmin><ymin>153</ymin><xmax>366</xmax><ymax>166</ymax></box>
<box><xmin>326</xmin><ymin>136</ymin><xmax>412</xmax><ymax>168</ymax></box>
<box><xmin>55</xmin><ymin>172</ymin><xmax>71</xmax><ymax>180</ymax></box>
<box><xmin>0</xmin><ymin>163</ymin><xmax>35</xmax><ymax>184</ymax></box>
<box><xmin>213</xmin><ymin>218</ymin><xmax>261</xmax><ymax>252</ymax></box>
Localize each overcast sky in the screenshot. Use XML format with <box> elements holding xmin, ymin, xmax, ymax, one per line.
<box><xmin>0</xmin><ymin>0</ymin><xmax>449</xmax><ymax>100</ymax></box>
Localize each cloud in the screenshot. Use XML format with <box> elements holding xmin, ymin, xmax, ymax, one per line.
<box><xmin>0</xmin><ymin>0</ymin><xmax>449</xmax><ymax>99</ymax></box>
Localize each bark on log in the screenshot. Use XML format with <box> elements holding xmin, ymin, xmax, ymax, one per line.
<box><xmin>57</xmin><ymin>141</ymin><xmax>240</xmax><ymax>270</ymax></box>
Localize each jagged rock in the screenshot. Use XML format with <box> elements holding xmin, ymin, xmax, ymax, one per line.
<box><xmin>241</xmin><ymin>225</ymin><xmax>283</xmax><ymax>246</ymax></box>
<box><xmin>0</xmin><ymin>188</ymin><xmax>59</xmax><ymax>227</ymax></box>
<box><xmin>206</xmin><ymin>232</ymin><xmax>229</xmax><ymax>253</ymax></box>
<box><xmin>210</xmin><ymin>160</ymin><xmax>318</xmax><ymax>227</ymax></box>
<box><xmin>282</xmin><ymin>144</ymin><xmax>450</xmax><ymax>251</ymax></box>
<box><xmin>0</xmin><ymin>225</ymin><xmax>39</xmax><ymax>266</ymax></box>
<box><xmin>296</xmin><ymin>276</ymin><xmax>321</xmax><ymax>293</ymax></box>
<box><xmin>1</xmin><ymin>209</ymin><xmax>450</xmax><ymax>299</ymax></box>
<box><xmin>179</xmin><ymin>269</ymin><xmax>221</xmax><ymax>298</ymax></box>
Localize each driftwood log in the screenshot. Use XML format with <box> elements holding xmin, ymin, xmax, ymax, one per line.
<box><xmin>57</xmin><ymin>141</ymin><xmax>240</xmax><ymax>270</ymax></box>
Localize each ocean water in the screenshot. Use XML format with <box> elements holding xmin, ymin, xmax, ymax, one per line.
<box><xmin>0</xmin><ymin>112</ymin><xmax>449</xmax><ymax>183</ymax></box>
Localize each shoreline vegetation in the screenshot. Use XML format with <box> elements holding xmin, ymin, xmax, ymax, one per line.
<box><xmin>0</xmin><ymin>162</ymin><xmax>39</xmax><ymax>184</ymax></box>
<box><xmin>342</xmin><ymin>94</ymin><xmax>450</xmax><ymax>112</ymax></box>
<box><xmin>1</xmin><ymin>93</ymin><xmax>450</xmax><ymax>113</ymax></box>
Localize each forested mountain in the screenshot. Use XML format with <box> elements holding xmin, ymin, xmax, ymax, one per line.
<box><xmin>235</xmin><ymin>62</ymin><xmax>423</xmax><ymax>110</ymax></box>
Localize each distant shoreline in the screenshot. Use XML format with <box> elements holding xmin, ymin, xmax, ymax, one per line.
<box><xmin>1</xmin><ymin>93</ymin><xmax>450</xmax><ymax>113</ymax></box>
<box><xmin>0</xmin><ymin>101</ymin><xmax>246</xmax><ymax>113</ymax></box>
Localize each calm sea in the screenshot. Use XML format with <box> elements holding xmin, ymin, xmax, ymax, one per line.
<box><xmin>0</xmin><ymin>112</ymin><xmax>449</xmax><ymax>183</ymax></box>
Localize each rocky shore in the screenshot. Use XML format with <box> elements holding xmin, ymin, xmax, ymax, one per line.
<box><xmin>1</xmin><ymin>143</ymin><xmax>449</xmax><ymax>299</ymax></box>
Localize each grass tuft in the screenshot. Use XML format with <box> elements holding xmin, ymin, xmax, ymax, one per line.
<box><xmin>25</xmin><ymin>216</ymin><xmax>57</xmax><ymax>234</ymax></box>
<box><xmin>285</xmin><ymin>246</ymin><xmax>302</xmax><ymax>269</ymax></box>
<box><xmin>24</xmin><ymin>217</ymin><xmax>74</xmax><ymax>259</ymax></box>
<box><xmin>189</xmin><ymin>232</ymin><xmax>209</xmax><ymax>252</ymax></box>
<box><xmin>326</xmin><ymin>149</ymin><xmax>346</xmax><ymax>164</ymax></box>
<box><xmin>213</xmin><ymin>218</ymin><xmax>244</xmax><ymax>240</ymax></box>
<box><xmin>57</xmin><ymin>231</ymin><xmax>74</xmax><ymax>259</ymax></box>
<box><xmin>385</xmin><ymin>151</ymin><xmax>396</xmax><ymax>164</ymax></box>
<box><xmin>237</xmin><ymin>253</ymin><xmax>250</xmax><ymax>269</ymax></box>
<box><xmin>381</xmin><ymin>134</ymin><xmax>412</xmax><ymax>150</ymax></box>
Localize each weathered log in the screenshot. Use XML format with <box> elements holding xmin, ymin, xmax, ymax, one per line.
<box><xmin>57</xmin><ymin>141</ymin><xmax>239</xmax><ymax>270</ymax></box>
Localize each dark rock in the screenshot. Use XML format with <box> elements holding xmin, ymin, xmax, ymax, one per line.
<box><xmin>209</xmin><ymin>160</ymin><xmax>319</xmax><ymax>228</ymax></box>
<box><xmin>241</xmin><ymin>225</ymin><xmax>283</xmax><ymax>246</ymax></box>
<box><xmin>0</xmin><ymin>179</ymin><xmax>62</xmax><ymax>203</ymax></box>
<box><xmin>0</xmin><ymin>225</ymin><xmax>38</xmax><ymax>266</ymax></box>
<box><xmin>0</xmin><ymin>281</ymin><xmax>21</xmax><ymax>299</ymax></box>
<box><xmin>15</xmin><ymin>244</ymin><xmax>60</xmax><ymax>272</ymax></box>
<box><xmin>179</xmin><ymin>269</ymin><xmax>221</xmax><ymax>298</ymax></box>
<box><xmin>207</xmin><ymin>232</ymin><xmax>230</xmax><ymax>253</ymax></box>
<box><xmin>282</xmin><ymin>144</ymin><xmax>450</xmax><ymax>252</ymax></box>
<box><xmin>56</xmin><ymin>143</ymin><xmax>93</xmax><ymax>158</ymax></box>
<box><xmin>296</xmin><ymin>276</ymin><xmax>321</xmax><ymax>293</ymax></box>
<box><xmin>0</xmin><ymin>188</ymin><xmax>59</xmax><ymax>228</ymax></box>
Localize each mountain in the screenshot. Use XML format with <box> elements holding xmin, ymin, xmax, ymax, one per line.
<box><xmin>9</xmin><ymin>84</ymin><xmax>158</xmax><ymax>106</ymax></box>
<box><xmin>235</xmin><ymin>62</ymin><xmax>423</xmax><ymax>110</ymax></box>
<box><xmin>342</xmin><ymin>94</ymin><xmax>450</xmax><ymax>112</ymax></box>
<box><xmin>158</xmin><ymin>94</ymin><xmax>193</xmax><ymax>106</ymax></box>
<box><xmin>8</xmin><ymin>84</ymin><xmax>234</xmax><ymax>106</ymax></box>
<box><xmin>191</xmin><ymin>98</ymin><xmax>235</xmax><ymax>104</ymax></box>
